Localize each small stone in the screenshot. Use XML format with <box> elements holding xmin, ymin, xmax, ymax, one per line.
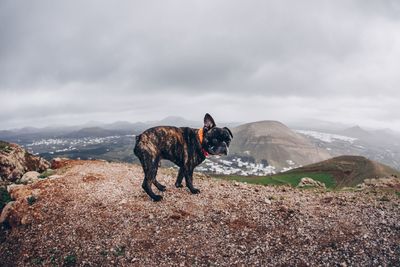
<box><xmin>297</xmin><ymin>177</ymin><xmax>326</xmax><ymax>188</ymax></box>
<box><xmin>49</xmin><ymin>175</ymin><xmax>63</xmax><ymax>179</ymax></box>
<box><xmin>265</xmin><ymin>198</ymin><xmax>272</xmax><ymax>205</ymax></box>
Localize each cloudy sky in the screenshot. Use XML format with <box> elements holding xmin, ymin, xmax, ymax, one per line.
<box><xmin>1</xmin><ymin>0</ymin><xmax>400</xmax><ymax>131</ymax></box>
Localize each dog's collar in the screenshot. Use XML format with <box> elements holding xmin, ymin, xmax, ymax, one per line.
<box><xmin>198</xmin><ymin>128</ymin><xmax>209</xmax><ymax>157</ymax></box>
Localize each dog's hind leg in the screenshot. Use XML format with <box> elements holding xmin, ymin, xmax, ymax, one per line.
<box><xmin>153</xmin><ymin>179</ymin><xmax>166</xmax><ymax>192</ymax></box>
<box><xmin>140</xmin><ymin>156</ymin><xmax>163</xmax><ymax>201</ymax></box>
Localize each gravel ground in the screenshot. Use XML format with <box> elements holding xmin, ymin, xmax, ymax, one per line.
<box><xmin>0</xmin><ymin>160</ymin><xmax>399</xmax><ymax>266</ymax></box>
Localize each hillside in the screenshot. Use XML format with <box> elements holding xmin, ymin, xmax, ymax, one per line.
<box><xmin>1</xmin><ymin>160</ymin><xmax>399</xmax><ymax>266</ymax></box>
<box><xmin>285</xmin><ymin>155</ymin><xmax>400</xmax><ymax>188</ymax></box>
<box><xmin>230</xmin><ymin>121</ymin><xmax>331</xmax><ymax>169</ymax></box>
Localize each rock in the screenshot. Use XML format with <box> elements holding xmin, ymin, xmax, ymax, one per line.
<box><xmin>7</xmin><ymin>183</ymin><xmax>24</xmax><ymax>193</ymax></box>
<box><xmin>298</xmin><ymin>177</ymin><xmax>326</xmax><ymax>188</ymax></box>
<box><xmin>48</xmin><ymin>175</ymin><xmax>63</xmax><ymax>180</ymax></box>
<box><xmin>0</xmin><ymin>201</ymin><xmax>15</xmax><ymax>224</ymax></box>
<box><xmin>19</xmin><ymin>171</ymin><xmax>40</xmax><ymax>184</ymax></box>
<box><xmin>0</xmin><ymin>141</ymin><xmax>50</xmax><ymax>182</ymax></box>
<box><xmin>357</xmin><ymin>176</ymin><xmax>400</xmax><ymax>189</ymax></box>
<box><xmin>51</xmin><ymin>158</ymin><xmax>70</xmax><ymax>169</ymax></box>
<box><xmin>8</xmin><ymin>185</ymin><xmax>35</xmax><ymax>200</ymax></box>
<box><xmin>265</xmin><ymin>198</ymin><xmax>272</xmax><ymax>205</ymax></box>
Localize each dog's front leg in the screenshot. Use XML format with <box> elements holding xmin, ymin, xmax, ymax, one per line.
<box><xmin>175</xmin><ymin>167</ymin><xmax>185</xmax><ymax>188</ymax></box>
<box><xmin>185</xmin><ymin>169</ymin><xmax>200</xmax><ymax>194</ymax></box>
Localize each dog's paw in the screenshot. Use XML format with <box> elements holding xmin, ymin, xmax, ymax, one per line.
<box><xmin>190</xmin><ymin>188</ymin><xmax>201</xmax><ymax>194</ymax></box>
<box><xmin>152</xmin><ymin>195</ymin><xmax>163</xmax><ymax>202</ymax></box>
<box><xmin>157</xmin><ymin>185</ymin><xmax>167</xmax><ymax>192</ymax></box>
<box><xmin>175</xmin><ymin>183</ymin><xmax>183</xmax><ymax>188</ymax></box>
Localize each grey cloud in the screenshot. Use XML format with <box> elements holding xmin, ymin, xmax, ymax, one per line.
<box><xmin>0</xmin><ymin>0</ymin><xmax>399</xmax><ymax>130</ymax></box>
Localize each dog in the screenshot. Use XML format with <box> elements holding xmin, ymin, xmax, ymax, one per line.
<box><xmin>134</xmin><ymin>113</ymin><xmax>233</xmax><ymax>201</ymax></box>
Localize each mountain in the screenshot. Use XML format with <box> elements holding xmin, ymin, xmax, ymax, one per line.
<box><xmin>229</xmin><ymin>121</ymin><xmax>331</xmax><ymax>170</ymax></box>
<box><xmin>285</xmin><ymin>155</ymin><xmax>400</xmax><ymax>188</ymax></box>
<box><xmin>341</xmin><ymin>126</ymin><xmax>372</xmax><ymax>139</ymax></box>
<box><xmin>153</xmin><ymin>116</ymin><xmax>201</xmax><ymax>128</ymax></box>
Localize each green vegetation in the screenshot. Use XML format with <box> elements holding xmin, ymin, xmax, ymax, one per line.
<box><xmin>31</xmin><ymin>257</ymin><xmax>44</xmax><ymax>265</ymax></box>
<box><xmin>215</xmin><ymin>172</ymin><xmax>336</xmax><ymax>188</ymax></box>
<box><xmin>378</xmin><ymin>195</ymin><xmax>390</xmax><ymax>202</ymax></box>
<box><xmin>63</xmin><ymin>254</ymin><xmax>77</xmax><ymax>266</ymax></box>
<box><xmin>114</xmin><ymin>245</ymin><xmax>126</xmax><ymax>257</ymax></box>
<box><xmin>0</xmin><ymin>187</ymin><xmax>12</xmax><ymax>211</ymax></box>
<box><xmin>39</xmin><ymin>169</ymin><xmax>54</xmax><ymax>179</ymax></box>
<box><xmin>27</xmin><ymin>195</ymin><xmax>37</xmax><ymax>205</ymax></box>
<box><xmin>100</xmin><ymin>250</ymin><xmax>108</xmax><ymax>257</ymax></box>
<box><xmin>0</xmin><ymin>141</ymin><xmax>12</xmax><ymax>153</ymax></box>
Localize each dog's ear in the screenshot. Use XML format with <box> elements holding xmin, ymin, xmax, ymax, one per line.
<box><xmin>204</xmin><ymin>113</ymin><xmax>216</xmax><ymax>131</ymax></box>
<box><xmin>224</xmin><ymin>127</ymin><xmax>233</xmax><ymax>139</ymax></box>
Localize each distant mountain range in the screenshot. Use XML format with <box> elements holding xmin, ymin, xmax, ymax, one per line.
<box><xmin>0</xmin><ymin>116</ymin><xmax>399</xmax><ymax>171</ymax></box>
<box><xmin>0</xmin><ymin>116</ymin><xmax>239</xmax><ymax>140</ymax></box>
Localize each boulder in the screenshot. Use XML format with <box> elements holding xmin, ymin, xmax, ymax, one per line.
<box><xmin>298</xmin><ymin>177</ymin><xmax>326</xmax><ymax>188</ymax></box>
<box><xmin>6</xmin><ymin>183</ymin><xmax>24</xmax><ymax>193</ymax></box>
<box><xmin>19</xmin><ymin>171</ymin><xmax>40</xmax><ymax>184</ymax></box>
<box><xmin>0</xmin><ymin>141</ymin><xmax>50</xmax><ymax>182</ymax></box>
<box><xmin>0</xmin><ymin>201</ymin><xmax>15</xmax><ymax>224</ymax></box>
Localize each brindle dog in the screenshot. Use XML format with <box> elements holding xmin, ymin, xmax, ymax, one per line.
<box><xmin>134</xmin><ymin>113</ymin><xmax>233</xmax><ymax>201</ymax></box>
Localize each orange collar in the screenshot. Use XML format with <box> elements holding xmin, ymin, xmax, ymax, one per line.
<box><xmin>198</xmin><ymin>128</ymin><xmax>204</xmax><ymax>144</ymax></box>
<box><xmin>198</xmin><ymin>128</ymin><xmax>209</xmax><ymax>157</ymax></box>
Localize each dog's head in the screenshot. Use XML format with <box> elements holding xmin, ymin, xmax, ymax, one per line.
<box><xmin>201</xmin><ymin>113</ymin><xmax>233</xmax><ymax>156</ymax></box>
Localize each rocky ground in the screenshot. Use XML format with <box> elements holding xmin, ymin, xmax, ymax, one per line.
<box><xmin>0</xmin><ymin>160</ymin><xmax>399</xmax><ymax>266</ymax></box>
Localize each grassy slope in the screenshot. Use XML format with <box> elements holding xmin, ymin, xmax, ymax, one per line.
<box><xmin>286</xmin><ymin>155</ymin><xmax>400</xmax><ymax>188</ymax></box>
<box><xmin>213</xmin><ymin>156</ymin><xmax>400</xmax><ymax>189</ymax></box>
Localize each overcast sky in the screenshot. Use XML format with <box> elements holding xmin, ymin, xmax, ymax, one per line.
<box><xmin>1</xmin><ymin>0</ymin><xmax>400</xmax><ymax>131</ymax></box>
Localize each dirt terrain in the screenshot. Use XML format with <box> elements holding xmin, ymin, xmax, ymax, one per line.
<box><xmin>1</xmin><ymin>160</ymin><xmax>399</xmax><ymax>266</ymax></box>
